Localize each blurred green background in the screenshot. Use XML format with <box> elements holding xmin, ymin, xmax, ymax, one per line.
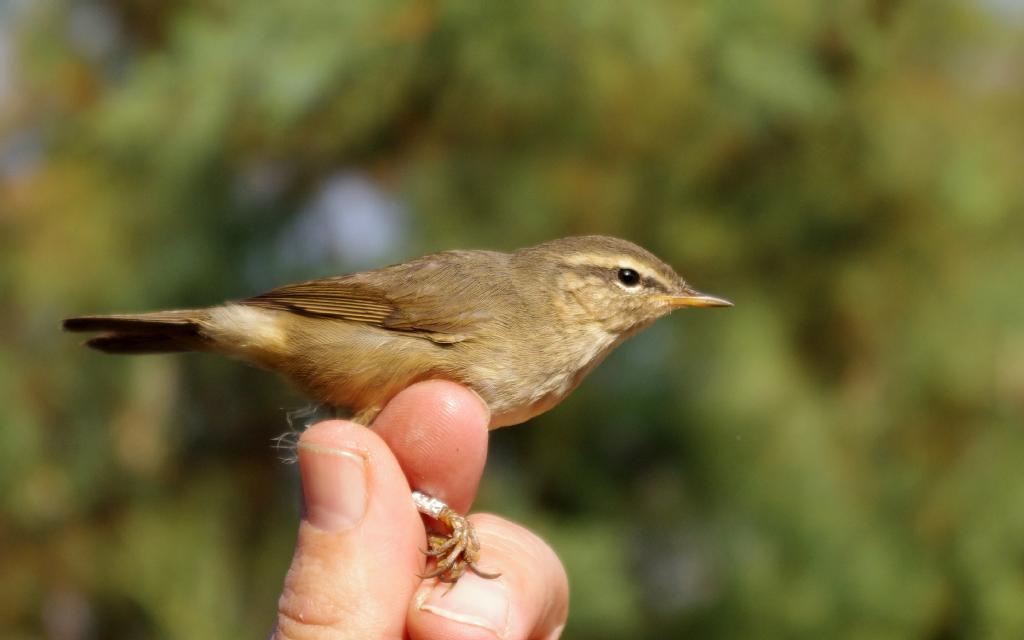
<box><xmin>2</xmin><ymin>0</ymin><xmax>1023</xmax><ymax>638</ymax></box>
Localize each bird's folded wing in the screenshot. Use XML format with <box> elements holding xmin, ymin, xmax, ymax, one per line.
<box><xmin>241</xmin><ymin>251</ymin><xmax>506</xmax><ymax>344</ymax></box>
<box><xmin>243</xmin><ymin>278</ymin><xmax>394</xmax><ymax>325</ymax></box>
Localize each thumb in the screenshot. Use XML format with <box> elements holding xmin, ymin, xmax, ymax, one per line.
<box><xmin>273</xmin><ymin>420</ymin><xmax>424</xmax><ymax>640</ymax></box>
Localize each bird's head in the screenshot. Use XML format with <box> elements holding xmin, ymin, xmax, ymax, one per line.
<box><xmin>517</xmin><ymin>235</ymin><xmax>732</xmax><ymax>337</ymax></box>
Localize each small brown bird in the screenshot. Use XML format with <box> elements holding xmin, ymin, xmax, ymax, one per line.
<box><xmin>64</xmin><ymin>235</ymin><xmax>731</xmax><ymax>582</ymax></box>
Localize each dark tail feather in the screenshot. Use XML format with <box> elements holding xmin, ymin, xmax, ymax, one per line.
<box><xmin>83</xmin><ymin>332</ymin><xmax>199</xmax><ymax>354</ymax></box>
<box><xmin>63</xmin><ymin>310</ymin><xmax>208</xmax><ymax>354</ymax></box>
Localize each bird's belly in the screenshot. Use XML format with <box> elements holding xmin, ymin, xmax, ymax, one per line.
<box><xmin>283</xmin><ymin>322</ymin><xmax>456</xmax><ymax>414</ymax></box>
<box><xmin>488</xmin><ymin>388</ymin><xmax>567</xmax><ymax>429</ymax></box>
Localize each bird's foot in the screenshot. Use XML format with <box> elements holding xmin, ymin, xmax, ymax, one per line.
<box><xmin>412</xmin><ymin>490</ymin><xmax>500</xmax><ymax>584</ymax></box>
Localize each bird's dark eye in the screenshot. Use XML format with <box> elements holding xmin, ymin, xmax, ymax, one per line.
<box><xmin>617</xmin><ymin>268</ymin><xmax>641</xmax><ymax>287</ymax></box>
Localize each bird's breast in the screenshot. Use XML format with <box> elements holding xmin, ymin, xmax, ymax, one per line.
<box><xmin>484</xmin><ymin>325</ymin><xmax>620</xmax><ymax>429</ymax></box>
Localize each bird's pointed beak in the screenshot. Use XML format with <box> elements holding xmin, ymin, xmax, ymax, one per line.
<box><xmin>660</xmin><ymin>291</ymin><xmax>734</xmax><ymax>308</ymax></box>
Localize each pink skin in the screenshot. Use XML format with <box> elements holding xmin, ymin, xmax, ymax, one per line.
<box><xmin>273</xmin><ymin>380</ymin><xmax>569</xmax><ymax>640</ymax></box>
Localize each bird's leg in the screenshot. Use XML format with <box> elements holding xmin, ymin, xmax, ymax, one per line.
<box><xmin>412</xmin><ymin>490</ymin><xmax>500</xmax><ymax>583</ymax></box>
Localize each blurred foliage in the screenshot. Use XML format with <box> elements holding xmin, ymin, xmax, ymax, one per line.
<box><xmin>2</xmin><ymin>0</ymin><xmax>1024</xmax><ymax>638</ymax></box>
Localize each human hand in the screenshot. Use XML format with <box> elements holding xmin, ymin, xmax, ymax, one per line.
<box><xmin>272</xmin><ymin>380</ymin><xmax>569</xmax><ymax>640</ymax></box>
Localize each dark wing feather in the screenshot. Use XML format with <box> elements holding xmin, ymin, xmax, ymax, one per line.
<box><xmin>242</xmin><ymin>250</ymin><xmax>511</xmax><ymax>344</ymax></box>
<box><xmin>244</xmin><ymin>278</ymin><xmax>394</xmax><ymax>324</ymax></box>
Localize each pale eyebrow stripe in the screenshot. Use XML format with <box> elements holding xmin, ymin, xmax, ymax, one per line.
<box><xmin>561</xmin><ymin>256</ymin><xmax>674</xmax><ymax>292</ymax></box>
<box><xmin>563</xmin><ymin>254</ymin><xmax>643</xmax><ymax>270</ymax></box>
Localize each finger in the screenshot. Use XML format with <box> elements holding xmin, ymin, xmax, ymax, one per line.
<box><xmin>273</xmin><ymin>420</ymin><xmax>424</xmax><ymax>640</ymax></box>
<box><xmin>372</xmin><ymin>380</ymin><xmax>490</xmax><ymax>514</ymax></box>
<box><xmin>408</xmin><ymin>514</ymin><xmax>569</xmax><ymax>640</ymax></box>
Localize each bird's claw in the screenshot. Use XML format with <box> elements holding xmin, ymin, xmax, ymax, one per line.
<box><xmin>418</xmin><ymin>507</ymin><xmax>501</xmax><ymax>583</ymax></box>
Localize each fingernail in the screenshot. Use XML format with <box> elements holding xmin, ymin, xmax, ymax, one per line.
<box><xmin>298</xmin><ymin>442</ymin><xmax>368</xmax><ymax>532</ymax></box>
<box><xmin>417</xmin><ymin>574</ymin><xmax>511</xmax><ymax>639</ymax></box>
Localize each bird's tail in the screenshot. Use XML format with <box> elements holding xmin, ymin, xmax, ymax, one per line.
<box><xmin>62</xmin><ymin>309</ymin><xmax>211</xmax><ymax>354</ymax></box>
